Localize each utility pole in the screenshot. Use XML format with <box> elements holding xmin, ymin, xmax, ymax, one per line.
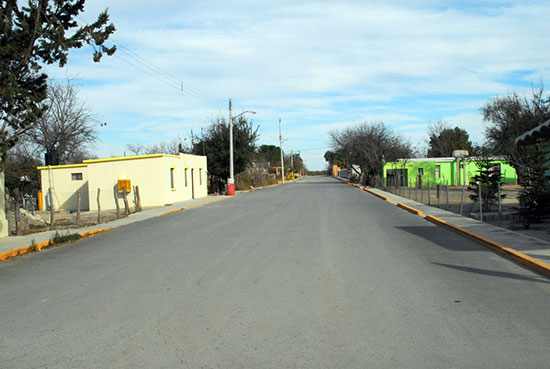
<box><xmin>227</xmin><ymin>98</ymin><xmax>256</xmax><ymax>195</ymax></box>
<box><xmin>279</xmin><ymin>118</ymin><xmax>285</xmax><ymax>184</ymax></box>
<box><xmin>228</xmin><ymin>98</ymin><xmax>235</xmax><ymax>195</ymax></box>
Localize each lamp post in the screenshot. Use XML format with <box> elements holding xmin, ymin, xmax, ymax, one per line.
<box><xmin>228</xmin><ymin>98</ymin><xmax>256</xmax><ymax>196</ymax></box>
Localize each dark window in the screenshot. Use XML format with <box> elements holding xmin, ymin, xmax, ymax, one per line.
<box><xmin>71</xmin><ymin>173</ymin><xmax>83</xmax><ymax>181</ymax></box>
<box><xmin>170</xmin><ymin>168</ymin><xmax>175</xmax><ymax>189</ymax></box>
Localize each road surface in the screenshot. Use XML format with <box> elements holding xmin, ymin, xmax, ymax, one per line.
<box><xmin>1</xmin><ymin>176</ymin><xmax>550</xmax><ymax>368</ymax></box>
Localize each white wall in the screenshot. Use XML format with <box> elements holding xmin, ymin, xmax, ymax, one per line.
<box><xmin>39</xmin><ymin>154</ymin><xmax>208</xmax><ymax>213</ymax></box>
<box><xmin>39</xmin><ymin>165</ymin><xmax>89</xmax><ymax>211</ymax></box>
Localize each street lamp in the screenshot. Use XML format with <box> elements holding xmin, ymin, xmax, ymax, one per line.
<box><xmin>228</xmin><ymin>98</ymin><xmax>256</xmax><ymax>196</ymax></box>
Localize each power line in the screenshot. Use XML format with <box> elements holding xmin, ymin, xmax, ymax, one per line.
<box><xmin>74</xmin><ymin>15</ymin><xmax>226</xmax><ymax>109</ymax></box>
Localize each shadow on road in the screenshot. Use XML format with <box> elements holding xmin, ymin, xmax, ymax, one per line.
<box><xmin>396</xmin><ymin>225</ymin><xmax>483</xmax><ymax>252</ymax></box>
<box><xmin>432</xmin><ymin>262</ymin><xmax>549</xmax><ymax>283</ymax></box>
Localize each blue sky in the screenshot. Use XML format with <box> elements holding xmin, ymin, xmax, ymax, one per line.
<box><xmin>44</xmin><ymin>0</ymin><xmax>550</xmax><ymax>170</ymax></box>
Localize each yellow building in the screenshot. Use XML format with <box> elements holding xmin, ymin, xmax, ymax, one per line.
<box><xmin>38</xmin><ymin>153</ymin><xmax>207</xmax><ymax>212</ymax></box>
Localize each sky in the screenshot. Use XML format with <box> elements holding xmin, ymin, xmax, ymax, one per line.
<box><xmin>44</xmin><ymin>0</ymin><xmax>550</xmax><ymax>170</ymax></box>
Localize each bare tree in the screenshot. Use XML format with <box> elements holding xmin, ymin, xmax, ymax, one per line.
<box><xmin>25</xmin><ymin>81</ymin><xmax>97</xmax><ymax>164</ymax></box>
<box><xmin>482</xmin><ymin>85</ymin><xmax>550</xmax><ymax>183</ymax></box>
<box><xmin>330</xmin><ymin>121</ymin><xmax>413</xmax><ymax>186</ymax></box>
<box><xmin>126</xmin><ymin>140</ymin><xmax>186</xmax><ymax>156</ymax></box>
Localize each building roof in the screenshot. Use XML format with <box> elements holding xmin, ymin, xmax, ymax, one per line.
<box><xmin>515</xmin><ymin>119</ymin><xmax>550</xmax><ymax>146</ymax></box>
<box><xmin>390</xmin><ymin>156</ymin><xmax>506</xmax><ymax>164</ymax></box>
<box><xmin>37</xmin><ymin>153</ymin><xmax>186</xmax><ymax>170</ymax></box>
<box><xmin>396</xmin><ymin>157</ymin><xmax>456</xmax><ymax>163</ymax></box>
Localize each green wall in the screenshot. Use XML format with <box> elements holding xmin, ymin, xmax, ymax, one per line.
<box><xmin>384</xmin><ymin>159</ymin><xmax>517</xmax><ymax>187</ymax></box>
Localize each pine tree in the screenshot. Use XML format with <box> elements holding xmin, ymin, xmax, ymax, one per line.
<box><xmin>517</xmin><ymin>143</ymin><xmax>550</xmax><ymax>226</ymax></box>
<box><xmin>467</xmin><ymin>157</ymin><xmax>506</xmax><ymax>212</ymax></box>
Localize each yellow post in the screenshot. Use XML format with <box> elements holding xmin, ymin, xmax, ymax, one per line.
<box><xmin>37</xmin><ymin>190</ymin><xmax>43</xmax><ymax>211</ymax></box>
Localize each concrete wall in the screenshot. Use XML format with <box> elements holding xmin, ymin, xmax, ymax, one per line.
<box><xmin>38</xmin><ymin>164</ymin><xmax>89</xmax><ymax>211</ymax></box>
<box><xmin>39</xmin><ymin>154</ymin><xmax>208</xmax><ymax>212</ymax></box>
<box><xmin>86</xmin><ymin>155</ymin><xmax>167</xmax><ymax>211</ymax></box>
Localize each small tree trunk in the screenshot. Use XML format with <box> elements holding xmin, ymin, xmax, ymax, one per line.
<box><xmin>97</xmin><ymin>188</ymin><xmax>101</xmax><ymax>223</ymax></box>
<box><xmin>76</xmin><ymin>190</ymin><xmax>81</xmax><ymax>227</ymax></box>
<box><xmin>14</xmin><ymin>189</ymin><xmax>21</xmax><ymax>235</ymax></box>
<box><xmin>114</xmin><ymin>187</ymin><xmax>120</xmax><ymax>218</ymax></box>
<box><xmin>135</xmin><ymin>186</ymin><xmax>142</xmax><ymax>212</ymax></box>
<box><xmin>123</xmin><ymin>187</ymin><xmax>129</xmax><ymax>216</ymax></box>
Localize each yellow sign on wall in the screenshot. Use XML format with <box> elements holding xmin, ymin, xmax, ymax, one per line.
<box><xmin>117</xmin><ymin>179</ymin><xmax>131</xmax><ymax>193</ymax></box>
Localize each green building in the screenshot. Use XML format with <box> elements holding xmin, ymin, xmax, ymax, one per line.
<box><xmin>383</xmin><ymin>157</ymin><xmax>517</xmax><ymax>187</ymax></box>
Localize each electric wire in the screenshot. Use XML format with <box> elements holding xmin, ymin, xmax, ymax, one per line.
<box><xmin>74</xmin><ymin>15</ymin><xmax>226</xmax><ymax>109</ymax></box>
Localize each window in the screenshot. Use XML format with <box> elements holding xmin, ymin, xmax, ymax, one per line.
<box><xmin>170</xmin><ymin>168</ymin><xmax>175</xmax><ymax>189</ymax></box>
<box><xmin>199</xmin><ymin>168</ymin><xmax>202</xmax><ymax>185</ymax></box>
<box><xmin>184</xmin><ymin>168</ymin><xmax>188</xmax><ymax>187</ymax></box>
<box><xmin>435</xmin><ymin>165</ymin><xmax>440</xmax><ymax>180</ymax></box>
<box><xmin>418</xmin><ymin>168</ymin><xmax>424</xmax><ymax>176</ymax></box>
<box><xmin>71</xmin><ymin>173</ymin><xmax>82</xmax><ymax>181</ymax></box>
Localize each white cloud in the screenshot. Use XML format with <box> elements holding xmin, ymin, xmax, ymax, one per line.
<box><xmin>41</xmin><ymin>0</ymin><xmax>550</xmax><ymax>170</ymax></box>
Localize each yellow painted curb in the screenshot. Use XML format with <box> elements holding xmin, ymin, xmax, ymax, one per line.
<box><xmin>425</xmin><ymin>215</ymin><xmax>550</xmax><ymax>277</ymax></box>
<box><xmin>363</xmin><ymin>187</ymin><xmax>391</xmax><ymax>202</ymax></box>
<box><xmin>158</xmin><ymin>208</ymin><xmax>184</xmax><ymax>217</ymax></box>
<box><xmin>397</xmin><ymin>203</ymin><xmax>425</xmax><ymax>217</ymax></box>
<box><xmin>157</xmin><ymin>197</ymin><xmax>226</xmax><ymax>217</ymax></box>
<box><xmin>0</xmin><ymin>228</ymin><xmax>112</xmax><ymax>262</ymax></box>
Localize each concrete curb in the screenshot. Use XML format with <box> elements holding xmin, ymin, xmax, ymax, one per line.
<box><xmin>345</xmin><ymin>181</ymin><xmax>550</xmax><ymax>277</ymax></box>
<box><xmin>397</xmin><ymin>203</ymin><xmax>425</xmax><ymax>217</ymax></box>
<box><xmin>0</xmin><ymin>228</ymin><xmax>111</xmax><ymax>262</ymax></box>
<box><xmin>425</xmin><ymin>215</ymin><xmax>550</xmax><ymax>277</ymax></box>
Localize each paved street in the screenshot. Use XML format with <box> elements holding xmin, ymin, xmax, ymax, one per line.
<box><xmin>1</xmin><ymin>176</ymin><xmax>550</xmax><ymax>368</ymax></box>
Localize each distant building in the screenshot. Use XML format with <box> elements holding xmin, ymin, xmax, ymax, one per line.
<box><xmin>383</xmin><ymin>157</ymin><xmax>517</xmax><ymax>187</ymax></box>
<box><xmin>38</xmin><ymin>153</ymin><xmax>207</xmax><ymax>212</ymax></box>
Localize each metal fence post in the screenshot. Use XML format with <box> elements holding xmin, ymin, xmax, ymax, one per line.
<box><xmin>427</xmin><ymin>179</ymin><xmax>431</xmax><ymax>205</ymax></box>
<box><xmin>478</xmin><ymin>181</ymin><xmax>483</xmax><ymax>222</ymax></box>
<box><xmin>446</xmin><ymin>181</ymin><xmax>449</xmax><ymax>210</ymax></box>
<box><xmin>460</xmin><ymin>185</ymin><xmax>465</xmax><ymax>215</ymax></box>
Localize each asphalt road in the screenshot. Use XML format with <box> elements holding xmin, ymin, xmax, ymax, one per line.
<box><xmin>1</xmin><ymin>176</ymin><xmax>550</xmax><ymax>368</ymax></box>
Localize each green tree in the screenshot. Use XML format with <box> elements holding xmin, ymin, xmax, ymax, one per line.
<box><xmin>467</xmin><ymin>147</ymin><xmax>506</xmax><ymax>212</ymax></box>
<box><xmin>256</xmin><ymin>144</ymin><xmax>281</xmax><ymax>166</ymax></box>
<box><xmin>517</xmin><ymin>143</ymin><xmax>550</xmax><ymax>226</ymax></box>
<box><xmin>192</xmin><ymin>117</ymin><xmax>259</xmax><ymax>191</ymax></box>
<box><xmin>0</xmin><ymin>0</ymin><xmax>116</xmax><ymax>165</ymax></box>
<box><xmin>427</xmin><ymin>121</ymin><xmax>473</xmax><ymax>157</ymax></box>
<box><xmin>323</xmin><ymin>150</ymin><xmax>347</xmax><ymax>168</ymax></box>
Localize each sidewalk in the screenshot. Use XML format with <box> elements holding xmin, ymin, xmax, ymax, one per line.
<box><xmin>353</xmin><ymin>183</ymin><xmax>550</xmax><ymax>276</ymax></box>
<box><xmin>0</xmin><ymin>195</ymin><xmax>231</xmax><ymax>259</ymax></box>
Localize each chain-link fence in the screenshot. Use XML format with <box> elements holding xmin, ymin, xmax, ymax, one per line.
<box><xmin>373</xmin><ymin>175</ymin><xmax>521</xmax><ymax>222</ymax></box>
